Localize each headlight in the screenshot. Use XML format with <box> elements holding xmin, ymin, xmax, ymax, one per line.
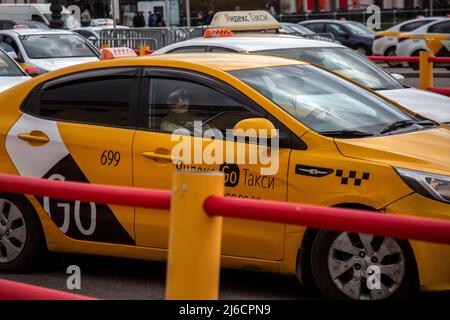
<box><xmin>395</xmin><ymin>168</ymin><xmax>450</xmax><ymax>204</ymax></box>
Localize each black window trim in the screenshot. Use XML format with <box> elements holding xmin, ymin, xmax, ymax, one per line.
<box><xmin>428</xmin><ymin>21</ymin><xmax>450</xmax><ymax>34</ymax></box>
<box><xmin>139</xmin><ymin>67</ymin><xmax>307</xmax><ymax>150</ymax></box>
<box><xmin>21</xmin><ymin>67</ymin><xmax>142</xmax><ymax>130</ymax></box>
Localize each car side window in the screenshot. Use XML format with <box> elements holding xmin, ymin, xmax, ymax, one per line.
<box><xmin>327</xmin><ymin>24</ymin><xmax>347</xmax><ymax>36</ymax></box>
<box><xmin>210</xmin><ymin>47</ymin><xmax>236</xmax><ymax>53</ymax></box>
<box><xmin>27</xmin><ymin>75</ymin><xmax>137</xmax><ymax>128</ymax></box>
<box><xmin>399</xmin><ymin>20</ymin><xmax>430</xmax><ymax>32</ymax></box>
<box><xmin>428</xmin><ymin>21</ymin><xmax>450</xmax><ymax>34</ymax></box>
<box><xmin>168</xmin><ymin>46</ymin><xmax>206</xmax><ymax>53</ymax></box>
<box><xmin>147</xmin><ymin>78</ymin><xmax>261</xmax><ymax>136</ymax></box>
<box><xmin>304</xmin><ymin>23</ymin><xmax>324</xmax><ymax>33</ymax></box>
<box><xmin>1</xmin><ymin>36</ymin><xmax>19</xmax><ymax>55</ymax></box>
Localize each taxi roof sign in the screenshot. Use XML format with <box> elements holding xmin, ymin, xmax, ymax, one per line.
<box><xmin>209</xmin><ymin>10</ymin><xmax>281</xmax><ymax>31</ymax></box>
<box><xmin>100</xmin><ymin>47</ymin><xmax>137</xmax><ymax>60</ymax></box>
<box><xmin>13</xmin><ymin>25</ymin><xmax>30</xmax><ymax>30</ymax></box>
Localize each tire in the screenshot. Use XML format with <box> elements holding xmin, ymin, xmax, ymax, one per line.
<box><xmin>409</xmin><ymin>50</ymin><xmax>423</xmax><ymax>71</ymax></box>
<box><xmin>310</xmin><ymin>230</ymin><xmax>418</xmax><ymax>300</ymax></box>
<box><xmin>354</xmin><ymin>45</ymin><xmax>370</xmax><ymax>56</ymax></box>
<box><xmin>385</xmin><ymin>46</ymin><xmax>402</xmax><ymax>68</ymax></box>
<box><xmin>0</xmin><ymin>193</ymin><xmax>44</xmax><ymax>273</ymax></box>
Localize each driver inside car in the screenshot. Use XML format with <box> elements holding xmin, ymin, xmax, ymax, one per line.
<box><xmin>160</xmin><ymin>88</ymin><xmax>211</xmax><ymax>133</ymax></box>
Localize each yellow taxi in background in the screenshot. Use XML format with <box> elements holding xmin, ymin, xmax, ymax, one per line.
<box><xmin>0</xmin><ymin>52</ymin><xmax>449</xmax><ymax>300</ymax></box>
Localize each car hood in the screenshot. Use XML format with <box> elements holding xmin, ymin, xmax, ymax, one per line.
<box><xmin>379</xmin><ymin>88</ymin><xmax>450</xmax><ymax>123</ymax></box>
<box><xmin>335</xmin><ymin>126</ymin><xmax>450</xmax><ymax>176</ymax></box>
<box><xmin>0</xmin><ymin>76</ymin><xmax>30</xmax><ymax>93</ymax></box>
<box><xmin>29</xmin><ymin>57</ymin><xmax>98</xmax><ymax>72</ymax></box>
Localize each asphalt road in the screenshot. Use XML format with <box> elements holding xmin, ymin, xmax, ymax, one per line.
<box><xmin>0</xmin><ymin>253</ymin><xmax>315</xmax><ymax>300</ymax></box>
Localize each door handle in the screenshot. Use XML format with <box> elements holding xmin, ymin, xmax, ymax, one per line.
<box><xmin>141</xmin><ymin>151</ymin><xmax>173</xmax><ymax>162</ymax></box>
<box><xmin>17</xmin><ymin>131</ymin><xmax>49</xmax><ymax>145</ymax></box>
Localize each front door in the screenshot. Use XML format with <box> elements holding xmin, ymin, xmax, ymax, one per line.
<box><xmin>133</xmin><ymin>68</ymin><xmax>289</xmax><ymax>260</ymax></box>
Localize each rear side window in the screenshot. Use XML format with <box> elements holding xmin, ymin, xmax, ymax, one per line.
<box><xmin>399</xmin><ymin>20</ymin><xmax>432</xmax><ymax>32</ymax></box>
<box><xmin>428</xmin><ymin>21</ymin><xmax>450</xmax><ymax>34</ymax></box>
<box><xmin>303</xmin><ymin>23</ymin><xmax>324</xmax><ymax>33</ymax></box>
<box><xmin>28</xmin><ymin>77</ymin><xmax>135</xmax><ymax>127</ymax></box>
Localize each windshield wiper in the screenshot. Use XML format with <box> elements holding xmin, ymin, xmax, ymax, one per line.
<box><xmin>380</xmin><ymin>120</ymin><xmax>415</xmax><ymax>134</ymax></box>
<box><xmin>320</xmin><ymin>129</ymin><xmax>375</xmax><ymax>138</ymax></box>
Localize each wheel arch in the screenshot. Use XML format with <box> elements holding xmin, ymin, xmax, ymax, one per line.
<box><xmin>295</xmin><ymin>202</ymin><xmax>419</xmax><ymax>291</ymax></box>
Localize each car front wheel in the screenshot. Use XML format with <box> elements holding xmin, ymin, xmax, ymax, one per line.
<box><xmin>311</xmin><ymin>230</ymin><xmax>418</xmax><ymax>300</ymax></box>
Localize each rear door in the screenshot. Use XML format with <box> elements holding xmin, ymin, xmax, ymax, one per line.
<box><xmin>426</xmin><ymin>21</ymin><xmax>450</xmax><ymax>57</ymax></box>
<box><xmin>6</xmin><ymin>67</ymin><xmax>140</xmax><ymax>245</ymax></box>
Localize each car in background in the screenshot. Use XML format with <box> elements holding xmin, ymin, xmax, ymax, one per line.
<box><xmin>0</xmin><ymin>48</ymin><xmax>30</xmax><ymax>92</ymax></box>
<box><xmin>373</xmin><ymin>17</ymin><xmax>443</xmax><ymax>67</ymax></box>
<box><xmin>73</xmin><ymin>26</ymin><xmax>130</xmax><ymax>46</ymax></box>
<box><xmin>396</xmin><ymin>18</ymin><xmax>450</xmax><ymax>70</ymax></box>
<box><xmin>0</xmin><ymin>19</ymin><xmax>49</xmax><ymax>30</ymax></box>
<box><xmin>278</xmin><ymin>22</ymin><xmax>337</xmax><ymax>43</ymax></box>
<box><xmin>300</xmin><ymin>19</ymin><xmax>375</xmax><ymax>55</ymax></box>
<box><xmin>90</xmin><ymin>19</ymin><xmax>114</xmax><ymax>27</ymax></box>
<box><xmin>0</xmin><ymin>4</ymin><xmax>80</xmax><ymax>30</ymax></box>
<box><xmin>155</xmin><ymin>33</ymin><xmax>450</xmax><ymax>123</ymax></box>
<box><xmin>0</xmin><ymin>28</ymin><xmax>100</xmax><ymax>74</ymax></box>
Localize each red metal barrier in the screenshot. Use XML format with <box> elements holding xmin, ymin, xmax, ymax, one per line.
<box><xmin>0</xmin><ymin>173</ymin><xmax>170</xmax><ymax>209</ymax></box>
<box><xmin>367</xmin><ymin>56</ymin><xmax>419</xmax><ymax>62</ymax></box>
<box><xmin>367</xmin><ymin>56</ymin><xmax>450</xmax><ymax>63</ymax></box>
<box><xmin>427</xmin><ymin>87</ymin><xmax>450</xmax><ymax>97</ymax></box>
<box><xmin>204</xmin><ymin>196</ymin><xmax>450</xmax><ymax>245</ymax></box>
<box><xmin>0</xmin><ymin>279</ymin><xmax>95</xmax><ymax>300</ymax></box>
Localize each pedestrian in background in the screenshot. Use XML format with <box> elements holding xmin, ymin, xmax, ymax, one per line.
<box><xmin>148</xmin><ymin>11</ymin><xmax>157</xmax><ymax>27</ymax></box>
<box><xmin>133</xmin><ymin>11</ymin><xmax>146</xmax><ymax>28</ymax></box>
<box><xmin>205</xmin><ymin>10</ymin><xmax>214</xmax><ymax>25</ymax></box>
<box><xmin>81</xmin><ymin>9</ymin><xmax>91</xmax><ymax>27</ymax></box>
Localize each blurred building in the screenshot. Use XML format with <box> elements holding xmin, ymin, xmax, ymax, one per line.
<box><xmin>284</xmin><ymin>0</ymin><xmax>425</xmax><ymax>13</ymax></box>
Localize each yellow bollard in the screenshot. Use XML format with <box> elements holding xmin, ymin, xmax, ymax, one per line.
<box><xmin>419</xmin><ymin>51</ymin><xmax>433</xmax><ymax>90</ymax></box>
<box><xmin>140</xmin><ymin>45</ymin><xmax>150</xmax><ymax>56</ymax></box>
<box><xmin>166</xmin><ymin>170</ymin><xmax>224</xmax><ymax>300</ymax></box>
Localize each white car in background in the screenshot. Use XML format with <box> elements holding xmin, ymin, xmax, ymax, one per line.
<box><xmin>396</xmin><ymin>18</ymin><xmax>450</xmax><ymax>69</ymax></box>
<box><xmin>0</xmin><ymin>48</ymin><xmax>29</xmax><ymax>92</ymax></box>
<box><xmin>72</xmin><ymin>25</ymin><xmax>130</xmax><ymax>46</ymax></box>
<box><xmin>373</xmin><ymin>17</ymin><xmax>443</xmax><ymax>66</ymax></box>
<box><xmin>155</xmin><ymin>34</ymin><xmax>450</xmax><ymax>123</ymax></box>
<box><xmin>0</xmin><ymin>28</ymin><xmax>100</xmax><ymax>74</ymax></box>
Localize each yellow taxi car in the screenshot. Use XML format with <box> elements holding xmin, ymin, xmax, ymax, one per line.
<box><xmin>0</xmin><ymin>51</ymin><xmax>449</xmax><ymax>300</ymax></box>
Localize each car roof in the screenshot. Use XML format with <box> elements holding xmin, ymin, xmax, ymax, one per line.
<box><xmin>156</xmin><ymin>34</ymin><xmax>342</xmax><ymax>53</ymax></box>
<box><xmin>0</xmin><ymin>29</ymin><xmax>74</xmax><ymax>36</ymax></box>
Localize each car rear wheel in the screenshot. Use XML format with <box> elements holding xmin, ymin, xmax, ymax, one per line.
<box><xmin>0</xmin><ymin>194</ymin><xmax>44</xmax><ymax>273</ymax></box>
<box><xmin>385</xmin><ymin>47</ymin><xmax>402</xmax><ymax>68</ymax></box>
<box><xmin>311</xmin><ymin>230</ymin><xmax>418</xmax><ymax>300</ymax></box>
<box><xmin>354</xmin><ymin>45</ymin><xmax>370</xmax><ymax>56</ymax></box>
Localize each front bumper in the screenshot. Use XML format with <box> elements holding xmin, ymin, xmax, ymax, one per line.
<box><xmin>384</xmin><ymin>193</ymin><xmax>450</xmax><ymax>291</ymax></box>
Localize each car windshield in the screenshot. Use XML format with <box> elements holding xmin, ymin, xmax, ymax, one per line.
<box><xmin>289</xmin><ymin>24</ymin><xmax>315</xmax><ymax>34</ymax></box>
<box><xmin>345</xmin><ymin>21</ymin><xmax>375</xmax><ymax>35</ymax></box>
<box><xmin>0</xmin><ymin>50</ymin><xmax>24</xmax><ymax>76</ymax></box>
<box><xmin>229</xmin><ymin>64</ymin><xmax>417</xmax><ymax>136</ymax></box>
<box><xmin>253</xmin><ymin>47</ymin><xmax>403</xmax><ymax>90</ymax></box>
<box><xmin>20</xmin><ymin>34</ymin><xmax>97</xmax><ymax>59</ymax></box>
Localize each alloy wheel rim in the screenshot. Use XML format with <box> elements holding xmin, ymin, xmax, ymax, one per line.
<box><xmin>327</xmin><ymin>232</ymin><xmax>405</xmax><ymax>300</ymax></box>
<box><xmin>0</xmin><ymin>199</ymin><xmax>27</xmax><ymax>263</ymax></box>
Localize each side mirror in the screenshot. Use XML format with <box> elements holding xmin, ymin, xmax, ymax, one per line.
<box><xmin>391</xmin><ymin>73</ymin><xmax>405</xmax><ymax>83</ymax></box>
<box><xmin>233</xmin><ymin>118</ymin><xmax>278</xmax><ymax>139</ymax></box>
<box><xmin>24</xmin><ymin>66</ymin><xmax>39</xmax><ymax>77</ymax></box>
